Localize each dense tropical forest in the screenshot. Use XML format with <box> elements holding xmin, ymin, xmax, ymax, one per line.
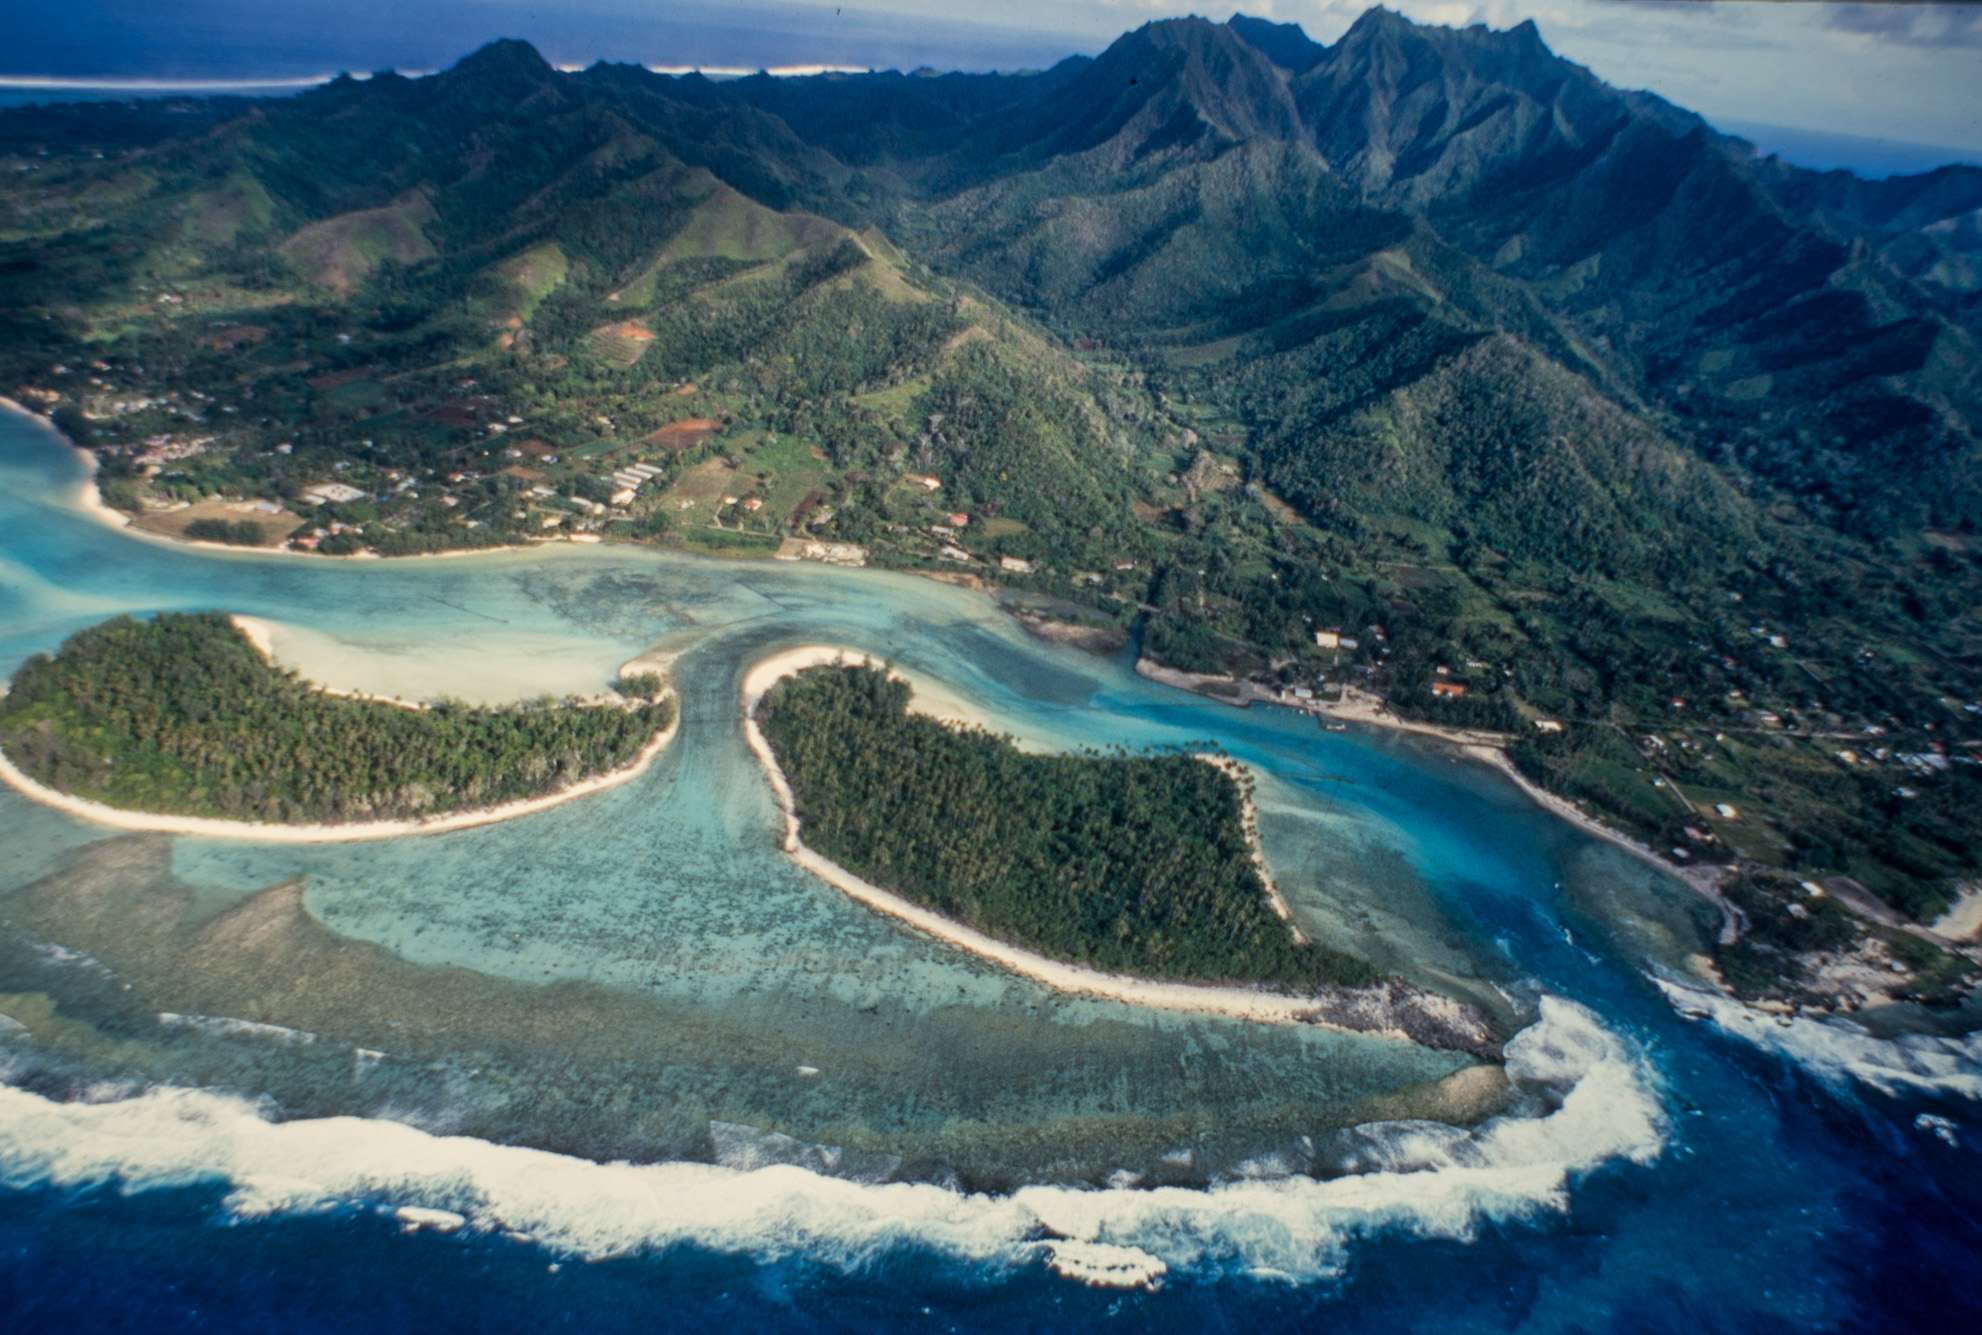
<box><xmin>0</xmin><ymin>612</ymin><xmax>673</xmax><ymax>823</ymax></box>
<box><xmin>758</xmin><ymin>663</ymin><xmax>1375</xmax><ymax>990</ymax></box>
<box><xmin>1</xmin><ymin>10</ymin><xmax>1979</xmax><ymax>944</ymax></box>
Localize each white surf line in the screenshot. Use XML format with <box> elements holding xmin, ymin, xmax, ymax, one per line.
<box><xmin>739</xmin><ymin>646</ymin><xmax>1394</xmax><ymax>1034</ymax></box>
<box><xmin>0</xmin><ymin>999</ymin><xmax>1657</xmax><ymax>1289</ymax></box>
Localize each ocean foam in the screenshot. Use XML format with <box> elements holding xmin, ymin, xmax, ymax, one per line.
<box><xmin>157</xmin><ymin>1013</ymin><xmax>319</xmax><ymax>1045</ymax></box>
<box><xmin>0</xmin><ymin>997</ymin><xmax>1662</xmax><ymax>1286</ymax></box>
<box><xmin>1656</xmin><ymin>978</ymin><xmax>1982</xmax><ymax>1102</ymax></box>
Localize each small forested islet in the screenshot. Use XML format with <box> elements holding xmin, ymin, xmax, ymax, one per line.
<box><xmin>757</xmin><ymin>663</ymin><xmax>1375</xmax><ymax>991</ymax></box>
<box><xmin>0</xmin><ymin>611</ymin><xmax>673</xmax><ymax>823</ymax></box>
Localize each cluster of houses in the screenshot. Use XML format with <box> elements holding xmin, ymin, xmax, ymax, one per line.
<box><xmin>609</xmin><ymin>461</ymin><xmax>665</xmax><ymax>506</ymax></box>
<box><xmin>134</xmin><ymin>434</ymin><xmax>214</xmax><ymax>471</ymax></box>
<box><xmin>290</xmin><ymin>519</ymin><xmax>363</xmax><ymax>551</ymax></box>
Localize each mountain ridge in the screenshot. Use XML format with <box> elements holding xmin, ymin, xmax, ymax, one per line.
<box><xmin>1</xmin><ymin>9</ymin><xmax>1978</xmax><ymax>931</ymax></box>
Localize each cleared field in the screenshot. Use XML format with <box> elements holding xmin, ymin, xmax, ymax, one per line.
<box><xmin>131</xmin><ymin>501</ymin><xmax>302</xmax><ymax>547</ymax></box>
<box><xmin>589</xmin><ymin>321</ymin><xmax>656</xmax><ymax>365</ymax></box>
<box><xmin>661</xmin><ymin>457</ymin><xmax>743</xmax><ymax>517</ymax></box>
<box><xmin>645</xmin><ymin>417</ymin><xmax>721</xmax><ymax>450</ymax></box>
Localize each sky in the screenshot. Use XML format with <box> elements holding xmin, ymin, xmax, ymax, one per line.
<box><xmin>3</xmin><ymin>1</ymin><xmax>1978</xmax><ymax>171</ymax></box>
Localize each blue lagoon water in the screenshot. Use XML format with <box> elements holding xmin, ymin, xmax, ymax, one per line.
<box><xmin>0</xmin><ymin>405</ymin><xmax>1978</xmax><ymax>1331</ymax></box>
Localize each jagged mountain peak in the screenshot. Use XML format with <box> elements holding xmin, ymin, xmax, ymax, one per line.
<box><xmin>449</xmin><ymin>38</ymin><xmax>556</xmax><ymax>80</ymax></box>
<box><xmin>987</xmin><ymin>14</ymin><xmax>1303</xmax><ymax>163</ymax></box>
<box><xmin>1226</xmin><ymin>13</ymin><xmax>1326</xmax><ymax>74</ymax></box>
<box><xmin>429</xmin><ymin>38</ymin><xmax>566</xmax><ymax>108</ymax></box>
<box><xmin>1292</xmin><ymin>9</ymin><xmax>1644</xmax><ymax>202</ymax></box>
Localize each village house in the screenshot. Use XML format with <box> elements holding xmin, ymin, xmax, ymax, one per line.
<box><xmin>999</xmin><ymin>556</ymin><xmax>1037</xmax><ymax>574</ymax></box>
<box><xmin>299</xmin><ymin>481</ymin><xmax>366</xmax><ymax>506</ymax></box>
<box><xmin>1431</xmin><ymin>681</ymin><xmax>1468</xmax><ymax>698</ymax></box>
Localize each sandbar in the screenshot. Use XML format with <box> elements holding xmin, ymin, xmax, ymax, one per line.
<box><xmin>740</xmin><ymin>644</ymin><xmax>1013</xmax><ymax>739</ymax></box>
<box><xmin>1931</xmin><ymin>882</ymin><xmax>1982</xmax><ymax>944</ymax></box>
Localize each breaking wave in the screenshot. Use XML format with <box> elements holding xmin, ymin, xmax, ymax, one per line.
<box><xmin>1656</xmin><ymin>978</ymin><xmax>1982</xmax><ymax>1102</ymax></box>
<box><xmin>0</xmin><ymin>997</ymin><xmax>1662</xmax><ymax>1286</ymax></box>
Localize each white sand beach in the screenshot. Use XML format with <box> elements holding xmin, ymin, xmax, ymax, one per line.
<box><xmin>0</xmin><ymin>720</ymin><xmax>676</xmax><ymax>843</ymax></box>
<box><xmin>1932</xmin><ymin>883</ymin><xmax>1982</xmax><ymax>944</ymax></box>
<box><xmin>1192</xmin><ymin>751</ymin><xmax>1306</xmax><ymax>944</ymax></box>
<box><xmin>739</xmin><ymin>643</ymin><xmax>1008</xmax><ymax>736</ymax></box>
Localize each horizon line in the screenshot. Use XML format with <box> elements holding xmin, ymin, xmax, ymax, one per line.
<box><xmin>0</xmin><ymin>65</ymin><xmax>901</xmax><ymax>92</ymax></box>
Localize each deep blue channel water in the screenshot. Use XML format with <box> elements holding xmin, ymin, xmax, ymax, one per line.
<box><xmin>0</xmin><ymin>404</ymin><xmax>1978</xmax><ymax>1332</ymax></box>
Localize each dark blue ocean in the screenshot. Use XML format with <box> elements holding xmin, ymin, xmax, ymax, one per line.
<box><xmin>5</xmin><ymin>1054</ymin><xmax>1982</xmax><ymax>1332</ymax></box>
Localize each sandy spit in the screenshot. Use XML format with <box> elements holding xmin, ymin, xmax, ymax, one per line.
<box><xmin>1193</xmin><ymin>751</ymin><xmax>1305</xmax><ymax>944</ymax></box>
<box><xmin>1930</xmin><ymin>882</ymin><xmax>1982</xmax><ymax>944</ymax></box>
<box><xmin>740</xmin><ymin>646</ymin><xmax>1488</xmax><ymax>1042</ymax></box>
<box><xmin>740</xmin><ymin>644</ymin><xmax>1008</xmax><ymax>737</ymax></box>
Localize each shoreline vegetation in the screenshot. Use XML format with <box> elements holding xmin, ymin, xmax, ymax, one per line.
<box><xmin>740</xmin><ymin>647</ymin><xmax>1497</xmax><ymax>1054</ymax></box>
<box><xmin>1132</xmin><ymin>655</ymin><xmax>1741</xmax><ymax>904</ymax></box>
<box><xmin>0</xmin><ymin>612</ymin><xmax>676</xmax><ymax>842</ymax></box>
<box><xmin>1132</xmin><ymin>655</ymin><xmax>1982</xmax><ymax>1016</ymax></box>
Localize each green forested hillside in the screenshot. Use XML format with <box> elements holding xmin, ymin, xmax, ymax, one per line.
<box><xmin>0</xmin><ymin>613</ymin><xmax>673</xmax><ymax>823</ymax></box>
<box><xmin>759</xmin><ymin>663</ymin><xmax>1374</xmax><ymax>989</ymax></box>
<box><xmin>1</xmin><ymin>10</ymin><xmax>1978</xmax><ymax>924</ymax></box>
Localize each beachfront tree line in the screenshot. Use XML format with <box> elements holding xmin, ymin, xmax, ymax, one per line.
<box><xmin>758</xmin><ymin>663</ymin><xmax>1377</xmax><ymax>990</ymax></box>
<box><xmin>0</xmin><ymin>612</ymin><xmax>673</xmax><ymax>823</ymax></box>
